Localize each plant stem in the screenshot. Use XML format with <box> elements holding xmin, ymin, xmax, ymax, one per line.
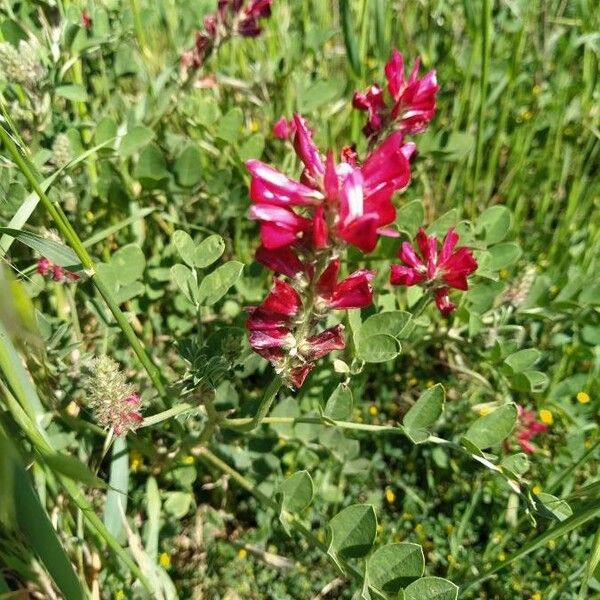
<box><xmin>222</xmin><ymin>374</ymin><xmax>283</xmax><ymax>432</ymax></box>
<box><xmin>140</xmin><ymin>403</ymin><xmax>197</xmax><ymax>428</ymax></box>
<box><xmin>471</xmin><ymin>0</ymin><xmax>492</xmax><ymax>219</ymax></box>
<box><xmin>0</xmin><ymin>125</ymin><xmax>169</xmax><ymax>405</ymax></box>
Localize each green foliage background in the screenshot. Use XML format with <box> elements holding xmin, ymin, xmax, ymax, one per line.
<box><xmin>0</xmin><ymin>0</ymin><xmax>598</xmax><ymax>598</ymax></box>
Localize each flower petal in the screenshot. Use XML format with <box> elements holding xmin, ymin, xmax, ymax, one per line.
<box><xmin>292</xmin><ymin>114</ymin><xmax>324</xmax><ymax>180</ymax></box>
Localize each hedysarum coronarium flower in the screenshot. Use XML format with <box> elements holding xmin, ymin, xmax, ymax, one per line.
<box><xmin>390</xmin><ymin>227</ymin><xmax>477</xmax><ymax>316</ymax></box>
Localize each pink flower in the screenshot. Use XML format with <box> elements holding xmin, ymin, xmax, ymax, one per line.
<box><xmin>272</xmin><ymin>116</ymin><xmax>296</xmax><ymax>140</ymax></box>
<box><xmin>352</xmin><ymin>84</ymin><xmax>385</xmax><ymax>138</ymax></box>
<box><xmin>37</xmin><ymin>257</ymin><xmax>80</xmax><ymax>284</ymax></box>
<box><xmin>81</xmin><ymin>10</ymin><xmax>92</xmax><ymax>29</ymax></box>
<box><xmin>245</xmin><ymin>277</ymin><xmax>350</xmax><ymax>389</ymax></box>
<box><xmin>317</xmin><ymin>258</ymin><xmax>374</xmax><ymax>310</ymax></box>
<box><xmin>238</xmin><ymin>0</ymin><xmax>272</xmax><ymax>37</ymax></box>
<box><xmin>515</xmin><ymin>406</ymin><xmax>548</xmax><ymax>454</ymax></box>
<box><xmin>301</xmin><ymin>325</ymin><xmax>346</xmax><ymax>360</ymax></box>
<box><xmin>246</xmin><ymin>114</ymin><xmax>413</xmax><ymax>252</ymax></box>
<box><xmin>255</xmin><ymin>245</ymin><xmax>307</xmax><ymax>279</ymax></box>
<box><xmin>37</xmin><ymin>257</ymin><xmax>51</xmax><ymax>276</ymax></box>
<box><xmin>353</xmin><ymin>49</ymin><xmax>439</xmax><ymax>139</ymax></box>
<box><xmin>113</xmin><ymin>394</ymin><xmax>143</xmax><ymax>436</ymax></box>
<box><xmin>390</xmin><ymin>228</ymin><xmax>477</xmax><ymax>315</ymax></box>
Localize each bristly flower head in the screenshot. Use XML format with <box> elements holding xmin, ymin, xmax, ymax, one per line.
<box><xmin>83</xmin><ymin>356</ymin><xmax>143</xmax><ymax>436</ymax></box>
<box><xmin>353</xmin><ymin>49</ymin><xmax>439</xmax><ymax>140</ymax></box>
<box><xmin>390</xmin><ymin>227</ymin><xmax>477</xmax><ymax>316</ymax></box>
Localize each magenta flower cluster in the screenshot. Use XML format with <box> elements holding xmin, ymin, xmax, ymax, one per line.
<box><xmin>182</xmin><ymin>0</ymin><xmax>273</xmax><ymax>69</ymax></box>
<box><xmin>244</xmin><ymin>50</ymin><xmax>478</xmax><ymax>388</ymax></box>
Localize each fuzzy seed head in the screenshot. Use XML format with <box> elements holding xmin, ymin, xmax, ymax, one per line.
<box><xmin>83</xmin><ymin>356</ymin><xmax>142</xmax><ymax>435</ymax></box>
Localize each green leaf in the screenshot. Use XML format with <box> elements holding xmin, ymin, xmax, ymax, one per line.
<box><xmin>477</xmin><ymin>206</ymin><xmax>512</xmax><ymax>244</ymax></box>
<box><xmin>324</xmin><ymin>384</ymin><xmax>353</xmax><ymax>420</ymax></box>
<box><xmin>501</xmin><ymin>453</ymin><xmax>529</xmax><ymax>478</ymax></box>
<box><xmin>7</xmin><ymin>437</ymin><xmax>86</xmax><ymax>600</ymax></box>
<box><xmin>111</xmin><ymin>244</ymin><xmax>146</xmax><ymax>286</ymax></box>
<box><xmin>487</xmin><ymin>242</ymin><xmax>522</xmax><ymax>269</ymax></box>
<box><xmin>504</xmin><ymin>349</ymin><xmax>540</xmax><ymax>372</ymax></box>
<box><xmin>238</xmin><ymin>133</ymin><xmax>265</xmax><ymax>162</ymax></box>
<box><xmin>174</xmin><ymin>145</ymin><xmax>202</xmax><ymax>187</ymax></box>
<box><xmin>0</xmin><ymin>228</ymin><xmax>80</xmax><ymax>269</ymax></box>
<box><xmin>41</xmin><ymin>453</ymin><xmax>106</xmax><ymax>488</ymax></box>
<box><xmin>360</xmin><ymin>311</ymin><xmax>412</xmax><ymax>340</ymax></box>
<box><xmin>198</xmin><ymin>261</ymin><xmax>243</xmax><ymax>305</ymax></box>
<box><xmin>55</xmin><ymin>84</ymin><xmax>88</xmax><ymax>102</ymax></box>
<box><xmin>396</xmin><ymin>200</ymin><xmax>425</xmax><ymax>237</ymax></box>
<box><xmin>402</xmin><ymin>384</ymin><xmax>445</xmax><ymax>444</ymax></box>
<box><xmin>143</xmin><ymin>476</ymin><xmax>160</xmax><ymax>562</ymax></box>
<box><xmin>164</xmin><ymin>491</ymin><xmax>193</xmax><ymax>519</ymax></box>
<box><xmin>134</xmin><ymin>144</ymin><xmax>168</xmax><ymax>187</ymax></box>
<box><xmin>509</xmin><ymin>370</ymin><xmax>549</xmax><ymax>393</ymax></box>
<box><xmin>172</xmin><ymin>230</ymin><xmax>197</xmax><ymax>267</ymax></box>
<box><xmin>119</xmin><ymin>126</ymin><xmax>154</xmax><ymax>159</ymax></box>
<box><xmin>535</xmin><ymin>492</ymin><xmax>573</xmax><ymax>522</ymax></box>
<box><xmin>216</xmin><ymin>107</ymin><xmax>243</xmax><ymax>143</ymax></box>
<box><xmin>194</xmin><ymin>234</ymin><xmax>225</xmax><ymax>268</ymax></box>
<box><xmin>403</xmin><ymin>576</ymin><xmax>458</xmax><ymax>600</ymax></box>
<box><xmin>463</xmin><ymin>404</ymin><xmax>518</xmax><ymax>450</ymax></box>
<box><xmin>357</xmin><ymin>333</ymin><xmax>399</xmax><ymax>363</ymax></box>
<box><xmin>427</xmin><ymin>209</ymin><xmax>458</xmax><ymax>236</ymax></box>
<box><xmin>328</xmin><ymin>504</ymin><xmax>377</xmax><ymax>561</ymax></box>
<box><xmin>367</xmin><ymin>543</ymin><xmax>424</xmax><ymax>593</ymax></box>
<box><xmin>171</xmin><ymin>264</ymin><xmax>199</xmax><ymax>305</ymax></box>
<box><xmin>103</xmin><ymin>436</ymin><xmax>129</xmax><ymax>543</ymax></box>
<box><xmin>277</xmin><ymin>470</ymin><xmax>314</xmax><ymax>513</ymax></box>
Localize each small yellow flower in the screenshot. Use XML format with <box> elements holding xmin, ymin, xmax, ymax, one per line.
<box><xmin>248</xmin><ymin>119</ymin><xmax>258</xmax><ymax>133</ymax></box>
<box><xmin>159</xmin><ymin>552</ymin><xmax>171</xmax><ymax>568</ymax></box>
<box><xmin>532</xmin><ymin>84</ymin><xmax>541</xmax><ymax>95</ymax></box>
<box><xmin>547</xmin><ymin>539</ymin><xmax>556</xmax><ymax>550</ymax></box>
<box><xmin>479</xmin><ymin>406</ymin><xmax>493</xmax><ymax>417</ymax></box>
<box><xmin>182</xmin><ymin>455</ymin><xmax>194</xmax><ymax>465</ymax></box>
<box><xmin>522</xmin><ymin>110</ymin><xmax>533</xmax><ymax>121</ymax></box>
<box><xmin>116</xmin><ymin>591</ymin><xmax>126</xmax><ymax>600</ymax></box>
<box><xmin>576</xmin><ymin>391</ymin><xmax>590</xmax><ymax>404</ymax></box>
<box><xmin>498</xmin><ymin>552</ymin><xmax>506</xmax><ymax>561</ymax></box>
<box><xmin>369</xmin><ymin>405</ymin><xmax>378</xmax><ymax>416</ymax></box>
<box><xmin>426</xmin><ymin>380</ymin><xmax>434</xmax><ymax>389</ymax></box>
<box><xmin>408</xmin><ymin>377</ymin><xmax>418</xmax><ymax>386</ymax></box>
<box><xmin>499</xmin><ymin>268</ymin><xmax>509</xmax><ymax>279</ymax></box>
<box><xmin>585</xmin><ymin>439</ymin><xmax>592</xmax><ymax>449</ymax></box>
<box><xmin>85</xmin><ymin>210</ymin><xmax>94</xmax><ymax>222</ymax></box>
<box><xmin>532</xmin><ymin>593</ymin><xmax>542</xmax><ymax>600</ymax></box>
<box><xmin>415</xmin><ymin>523</ymin><xmax>424</xmax><ymax>535</ymax></box>
<box><xmin>237</xmin><ymin>548</ymin><xmax>247</xmax><ymax>559</ymax></box>
<box><xmin>539</xmin><ymin>409</ymin><xmax>553</xmax><ymax>425</ymax></box>
<box><xmin>385</xmin><ymin>488</ymin><xmax>396</xmax><ymax>504</ymax></box>
<box><xmin>402</xmin><ymin>512</ymin><xmax>413</xmax><ymax>520</ymax></box>
<box><xmin>130</xmin><ymin>450</ymin><xmax>143</xmax><ymax>473</ymax></box>
<box><xmin>532</xmin><ymin>484</ymin><xmax>542</xmax><ymax>495</ymax></box>
<box><xmin>317</xmin><ymin>530</ymin><xmax>326</xmax><ymax>543</ymax></box>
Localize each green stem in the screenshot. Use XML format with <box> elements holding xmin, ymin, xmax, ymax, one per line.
<box><xmin>140</xmin><ymin>402</ymin><xmax>196</xmax><ymax>428</ymax></box>
<box><xmin>0</xmin><ymin>125</ymin><xmax>169</xmax><ymax>405</ymax></box>
<box><xmin>222</xmin><ymin>374</ymin><xmax>283</xmax><ymax>432</ymax></box>
<box><xmin>471</xmin><ymin>0</ymin><xmax>492</xmax><ymax>219</ymax></box>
